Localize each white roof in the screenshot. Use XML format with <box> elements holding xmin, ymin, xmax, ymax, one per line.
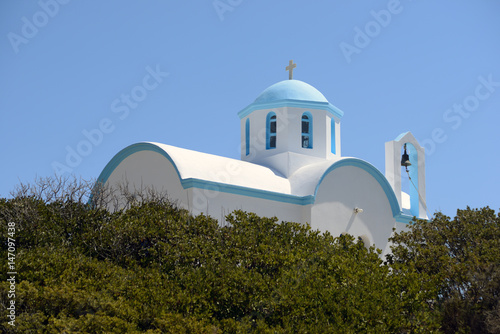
<box><xmin>150</xmin><ymin>142</ymin><xmax>338</xmax><ymax>197</ymax></box>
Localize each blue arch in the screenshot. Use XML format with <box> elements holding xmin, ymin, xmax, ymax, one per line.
<box><xmin>301</xmin><ymin>111</ymin><xmax>313</xmax><ymax>149</ymax></box>
<box><xmin>331</xmin><ymin>118</ymin><xmax>336</xmax><ymax>154</ymax></box>
<box><xmin>314</xmin><ymin>158</ymin><xmax>401</xmax><ymax>217</ymax></box>
<box><xmin>266</xmin><ymin>111</ymin><xmax>277</xmax><ymax>149</ymax></box>
<box><xmin>245</xmin><ymin>118</ymin><xmax>250</xmax><ymax>156</ymax></box>
<box><xmin>96</xmin><ymin>142</ymin><xmax>183</xmax><ymax>186</ymax></box>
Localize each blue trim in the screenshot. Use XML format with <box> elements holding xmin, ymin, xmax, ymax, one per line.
<box><xmin>245</xmin><ymin>118</ymin><xmax>250</xmax><ymax>156</ymax></box>
<box><xmin>182</xmin><ymin>178</ymin><xmax>315</xmax><ymax>205</ymax></box>
<box><xmin>301</xmin><ymin>112</ymin><xmax>313</xmax><ymax>149</ymax></box>
<box><xmin>331</xmin><ymin>118</ymin><xmax>336</xmax><ymax>154</ymax></box>
<box><xmin>394</xmin><ymin>131</ymin><xmax>410</xmax><ymax>142</ymax></box>
<box><xmin>266</xmin><ymin>112</ymin><xmax>277</xmax><ymax>150</ymax></box>
<box><xmin>395</xmin><ymin>213</ymin><xmax>415</xmax><ymax>224</ymax></box>
<box><xmin>314</xmin><ymin>158</ymin><xmax>401</xmax><ymax>218</ymax></box>
<box><xmin>96</xmin><ymin>142</ymin><xmax>315</xmax><ymax>206</ymax></box>
<box><xmin>238</xmin><ymin>99</ymin><xmax>344</xmax><ymax>120</ymax></box>
<box><xmin>97</xmin><ymin>144</ymin><xmax>408</xmax><ymax>221</ymax></box>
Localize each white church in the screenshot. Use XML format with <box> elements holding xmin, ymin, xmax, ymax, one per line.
<box><xmin>97</xmin><ymin>61</ymin><xmax>427</xmax><ymax>254</ymax></box>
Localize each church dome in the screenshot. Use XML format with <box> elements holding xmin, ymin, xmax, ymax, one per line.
<box><xmin>254</xmin><ymin>80</ymin><xmax>329</xmax><ymax>104</ymax></box>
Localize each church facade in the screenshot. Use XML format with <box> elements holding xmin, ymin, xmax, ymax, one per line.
<box><xmin>97</xmin><ymin>65</ymin><xmax>427</xmax><ymax>255</ymax></box>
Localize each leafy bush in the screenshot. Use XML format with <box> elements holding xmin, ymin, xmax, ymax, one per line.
<box><xmin>388</xmin><ymin>207</ymin><xmax>500</xmax><ymax>333</ymax></box>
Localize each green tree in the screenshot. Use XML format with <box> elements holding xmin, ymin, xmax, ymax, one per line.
<box><xmin>388</xmin><ymin>207</ymin><xmax>500</xmax><ymax>334</ymax></box>
<box><xmin>0</xmin><ymin>177</ymin><xmax>442</xmax><ymax>332</ymax></box>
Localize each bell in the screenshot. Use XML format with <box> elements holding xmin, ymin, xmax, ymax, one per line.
<box><xmin>401</xmin><ymin>147</ymin><xmax>411</xmax><ymax>167</ymax></box>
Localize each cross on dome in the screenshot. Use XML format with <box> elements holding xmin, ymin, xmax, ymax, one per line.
<box><xmin>286</xmin><ymin>60</ymin><xmax>296</xmax><ymax>80</ymax></box>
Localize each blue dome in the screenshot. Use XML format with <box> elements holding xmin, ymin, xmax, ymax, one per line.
<box><xmin>254</xmin><ymin>80</ymin><xmax>329</xmax><ymax>104</ymax></box>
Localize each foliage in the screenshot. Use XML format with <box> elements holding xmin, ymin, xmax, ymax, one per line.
<box><xmin>4</xmin><ymin>178</ymin><xmax>499</xmax><ymax>332</ymax></box>
<box><xmin>0</xmin><ymin>177</ymin><xmax>442</xmax><ymax>333</ymax></box>
<box><xmin>388</xmin><ymin>207</ymin><xmax>500</xmax><ymax>333</ymax></box>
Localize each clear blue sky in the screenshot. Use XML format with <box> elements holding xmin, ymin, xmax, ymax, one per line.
<box><xmin>1</xmin><ymin>1</ymin><xmax>499</xmax><ymax>218</ymax></box>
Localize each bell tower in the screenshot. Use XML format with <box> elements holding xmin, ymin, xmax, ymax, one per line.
<box><xmin>385</xmin><ymin>132</ymin><xmax>427</xmax><ymax>219</ymax></box>
<box><xmin>237</xmin><ymin>62</ymin><xmax>344</xmax><ymax>177</ymax></box>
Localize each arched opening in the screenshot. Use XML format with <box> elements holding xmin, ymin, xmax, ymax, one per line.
<box><xmin>401</xmin><ymin>143</ymin><xmax>419</xmax><ymax>217</ymax></box>
<box><xmin>245</xmin><ymin>118</ymin><xmax>250</xmax><ymax>156</ymax></box>
<box><xmin>301</xmin><ymin>112</ymin><xmax>312</xmax><ymax>149</ymax></box>
<box><xmin>331</xmin><ymin>118</ymin><xmax>336</xmax><ymax>154</ymax></box>
<box><xmin>266</xmin><ymin>112</ymin><xmax>277</xmax><ymax>149</ymax></box>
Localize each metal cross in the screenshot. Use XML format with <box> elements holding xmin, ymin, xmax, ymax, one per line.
<box><xmin>286</xmin><ymin>60</ymin><xmax>296</xmax><ymax>80</ymax></box>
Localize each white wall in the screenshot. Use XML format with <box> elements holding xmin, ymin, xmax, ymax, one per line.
<box><xmin>105</xmin><ymin>150</ymin><xmax>305</xmax><ymax>224</ymax></box>
<box><xmin>105</xmin><ymin>149</ymin><xmax>402</xmax><ymax>255</ymax></box>
<box><xmin>105</xmin><ymin>150</ymin><xmax>188</xmax><ymax>209</ymax></box>
<box><xmin>311</xmin><ymin>165</ymin><xmax>396</xmax><ymax>254</ymax></box>
<box><xmin>188</xmin><ymin>188</ymin><xmax>305</xmax><ymax>224</ymax></box>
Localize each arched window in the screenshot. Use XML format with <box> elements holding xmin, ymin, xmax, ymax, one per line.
<box><xmin>331</xmin><ymin>118</ymin><xmax>336</xmax><ymax>154</ymax></box>
<box><xmin>245</xmin><ymin>118</ymin><xmax>250</xmax><ymax>156</ymax></box>
<box><xmin>266</xmin><ymin>112</ymin><xmax>277</xmax><ymax>149</ymax></box>
<box><xmin>301</xmin><ymin>112</ymin><xmax>313</xmax><ymax>149</ymax></box>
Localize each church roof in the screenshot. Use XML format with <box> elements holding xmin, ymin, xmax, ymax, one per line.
<box><xmin>153</xmin><ymin>143</ymin><xmax>292</xmax><ymax>195</ymax></box>
<box><xmin>254</xmin><ymin>80</ymin><xmax>329</xmax><ymax>104</ymax></box>
<box><xmin>97</xmin><ymin>142</ymin><xmax>402</xmax><ymax>216</ymax></box>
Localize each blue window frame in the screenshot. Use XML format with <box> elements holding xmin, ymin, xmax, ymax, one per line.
<box><xmin>245</xmin><ymin>118</ymin><xmax>250</xmax><ymax>156</ymax></box>
<box><xmin>331</xmin><ymin>118</ymin><xmax>336</xmax><ymax>154</ymax></box>
<box><xmin>266</xmin><ymin>112</ymin><xmax>277</xmax><ymax>149</ymax></box>
<box><xmin>301</xmin><ymin>112</ymin><xmax>313</xmax><ymax>149</ymax></box>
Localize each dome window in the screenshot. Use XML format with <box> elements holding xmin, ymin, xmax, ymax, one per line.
<box><xmin>245</xmin><ymin>118</ymin><xmax>250</xmax><ymax>156</ymax></box>
<box><xmin>301</xmin><ymin>112</ymin><xmax>313</xmax><ymax>149</ymax></box>
<box><xmin>266</xmin><ymin>112</ymin><xmax>277</xmax><ymax>149</ymax></box>
<box><xmin>331</xmin><ymin>118</ymin><xmax>336</xmax><ymax>154</ymax></box>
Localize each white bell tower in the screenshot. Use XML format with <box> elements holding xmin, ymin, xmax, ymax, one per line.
<box><xmin>385</xmin><ymin>132</ymin><xmax>427</xmax><ymax>219</ymax></box>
